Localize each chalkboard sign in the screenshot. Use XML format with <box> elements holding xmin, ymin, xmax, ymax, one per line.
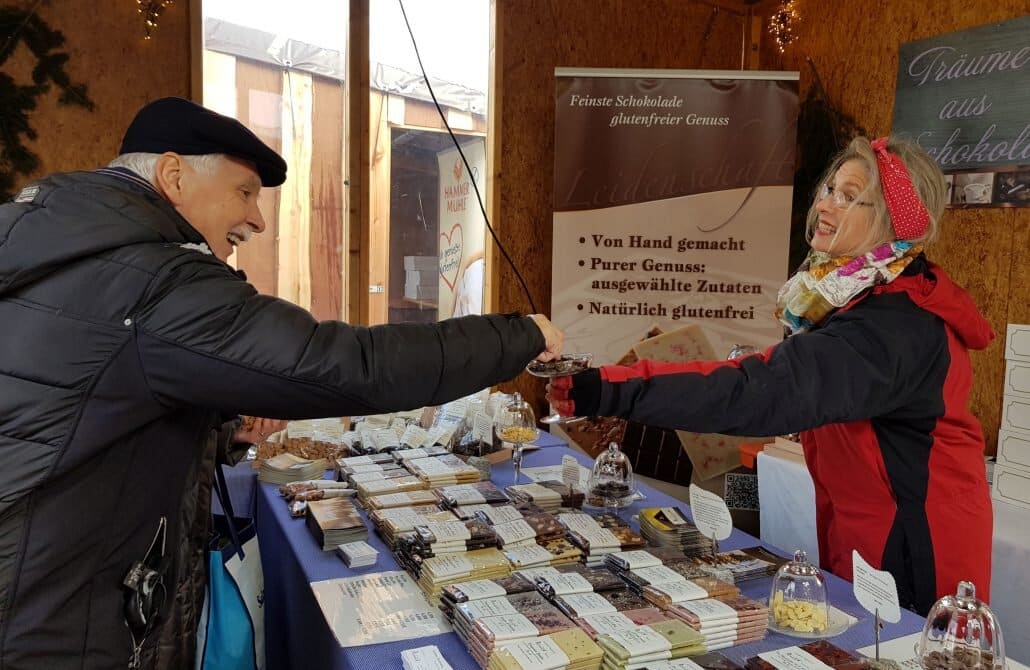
<box><xmin>892</xmin><ymin>16</ymin><xmax>1030</xmax><ymax>208</ymax></box>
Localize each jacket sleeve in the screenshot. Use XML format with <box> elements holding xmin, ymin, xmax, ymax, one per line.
<box><xmin>132</xmin><ymin>254</ymin><xmax>545</xmax><ymax>419</ymax></box>
<box><xmin>574</xmin><ymin>294</ymin><xmax>944</xmax><ymax>436</ymax></box>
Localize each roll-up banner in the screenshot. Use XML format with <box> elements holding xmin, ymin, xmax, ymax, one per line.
<box><xmin>552</xmin><ymin>68</ymin><xmax>800</xmax><ymax>364</ymax></box>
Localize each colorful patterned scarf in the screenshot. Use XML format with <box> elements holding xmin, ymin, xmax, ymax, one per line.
<box><xmin>776</xmin><ymin>241</ymin><xmax>923</xmax><ymax>334</ymax></box>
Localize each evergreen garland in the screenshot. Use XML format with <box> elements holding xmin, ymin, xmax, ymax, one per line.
<box><xmin>0</xmin><ymin>3</ymin><xmax>95</xmax><ymax>200</ymax></box>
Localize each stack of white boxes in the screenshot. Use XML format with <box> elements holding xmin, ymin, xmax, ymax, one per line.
<box><xmin>993</xmin><ymin>324</ymin><xmax>1030</xmax><ymax>509</ymax></box>
<box><xmin>403</xmin><ymin>255</ymin><xmax>439</xmax><ymax>302</ymax></box>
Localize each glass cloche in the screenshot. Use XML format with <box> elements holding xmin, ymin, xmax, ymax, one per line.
<box><xmin>585</xmin><ymin>442</ymin><xmax>635</xmax><ymax>509</ymax></box>
<box><xmin>917</xmin><ymin>581</ymin><xmax>1004</xmax><ymax>670</ymax></box>
<box><xmin>769</xmin><ymin>550</ymin><xmax>831</xmax><ymax>636</ymax></box>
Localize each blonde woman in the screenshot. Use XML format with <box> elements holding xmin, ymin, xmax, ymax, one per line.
<box><xmin>549</xmin><ymin>136</ymin><xmax>994</xmax><ymax>615</ymax></box>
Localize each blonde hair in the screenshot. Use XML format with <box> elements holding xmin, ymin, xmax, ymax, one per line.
<box><xmin>804</xmin><ymin>136</ymin><xmax>946</xmax><ymax>255</ymax></box>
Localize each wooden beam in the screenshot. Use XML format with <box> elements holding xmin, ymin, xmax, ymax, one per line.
<box><xmin>278</xmin><ymin>70</ymin><xmax>314</xmax><ymax>310</ymax></box>
<box><xmin>368</xmin><ymin>89</ymin><xmax>390</xmax><ymax>325</ymax></box>
<box><xmin>484</xmin><ymin>0</ymin><xmax>502</xmax><ymax>314</ymax></box>
<box><xmin>347</xmin><ymin>0</ymin><xmax>370</xmax><ymax>324</ymax></box>
<box><xmin>188</xmin><ymin>0</ymin><xmax>203</xmax><ymax>102</ymax></box>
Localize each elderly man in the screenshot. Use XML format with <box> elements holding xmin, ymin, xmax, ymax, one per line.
<box><xmin>0</xmin><ymin>97</ymin><xmax>561</xmax><ymax>669</ymax></box>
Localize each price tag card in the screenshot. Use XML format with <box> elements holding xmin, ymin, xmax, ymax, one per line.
<box><xmin>688</xmin><ymin>484</ymin><xmax>733</xmax><ymax>541</ymax></box>
<box><xmin>472</xmin><ymin>412</ymin><xmax>494</xmax><ymax>443</ymax></box>
<box><xmin>852</xmin><ymin>550</ymin><xmax>901</xmax><ymax>623</ymax></box>
<box><xmin>562</xmin><ymin>455</ymin><xmax>581</xmax><ymax>487</ymax></box>
<box><xmin>401</xmin><ymin>645</ymin><xmax>454</xmax><ymax>670</ymax></box>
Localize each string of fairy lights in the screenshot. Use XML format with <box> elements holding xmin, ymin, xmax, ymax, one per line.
<box><xmin>136</xmin><ymin>0</ymin><xmax>174</xmax><ymax>39</ymax></box>
<box><xmin>768</xmin><ymin>0</ymin><xmax>800</xmax><ymax>53</ymax></box>
<box><xmin>136</xmin><ymin>0</ymin><xmax>799</xmax><ymax>54</ymax></box>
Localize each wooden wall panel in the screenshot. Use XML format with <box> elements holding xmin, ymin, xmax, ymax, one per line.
<box><xmin>310</xmin><ymin>78</ymin><xmax>347</xmax><ymax>321</ymax></box>
<box><xmin>6</xmin><ymin>3</ymin><xmax>190</xmax><ymax>180</ymax></box>
<box><xmin>494</xmin><ymin>0</ymin><xmax>749</xmax><ymax>404</ymax></box>
<box><xmin>495</xmin><ymin>0</ymin><xmax>1027</xmax><ymax>446</ymax></box>
<box><xmin>755</xmin><ymin>0</ymin><xmax>1029</xmax><ymax>453</ymax></box>
<box><xmin>234</xmin><ymin>60</ymin><xmax>283</xmax><ymax>297</ymax></box>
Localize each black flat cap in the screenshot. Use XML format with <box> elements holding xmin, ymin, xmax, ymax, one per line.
<box><xmin>120</xmin><ymin>97</ymin><xmax>287</xmax><ymax>187</ymax></box>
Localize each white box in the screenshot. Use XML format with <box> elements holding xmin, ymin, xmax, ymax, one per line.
<box><xmin>1007</xmin><ymin>323</ymin><xmax>1030</xmax><ymax>362</ymax></box>
<box><xmin>405</xmin><ymin>270</ymin><xmax>438</xmax><ymax>286</ymax></box>
<box><xmin>1001</xmin><ymin>396</ymin><xmax>1030</xmax><ymax>435</ymax></box>
<box><xmin>992</xmin><ymin>463</ymin><xmax>1030</xmax><ymax>511</ymax></box>
<box><xmin>1004</xmin><ymin>360</ymin><xmax>1030</xmax><ymax>400</ymax></box>
<box><xmin>997</xmin><ymin>430</ymin><xmax>1030</xmax><ymax>475</ymax></box>
<box><xmin>403</xmin><ymin>255</ymin><xmax>438</xmax><ymax>272</ymax></box>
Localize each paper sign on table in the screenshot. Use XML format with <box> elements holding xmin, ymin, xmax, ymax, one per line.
<box><xmin>401</xmin><ymin>645</ymin><xmax>455</xmax><ymax>670</ymax></box>
<box><xmin>309</xmin><ymin>571</ymin><xmax>450</xmax><ymax>647</ymax></box>
<box><xmin>852</xmin><ymin>550</ymin><xmax>901</xmax><ymax>623</ymax></box>
<box><xmin>688</xmin><ymin>484</ymin><xmax>733</xmax><ymax>541</ymax></box>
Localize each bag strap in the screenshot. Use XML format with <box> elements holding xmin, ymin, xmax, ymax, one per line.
<box><xmin>213</xmin><ymin>462</ymin><xmax>246</xmax><ymax>561</ymax></box>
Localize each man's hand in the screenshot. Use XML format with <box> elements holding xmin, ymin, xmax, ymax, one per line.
<box><xmin>234</xmin><ymin>417</ymin><xmax>287</xmax><ymax>444</ymax></box>
<box><xmin>528</xmin><ymin>314</ymin><xmax>564</xmax><ymax>362</ymax></box>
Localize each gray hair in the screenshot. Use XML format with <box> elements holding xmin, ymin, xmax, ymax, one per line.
<box><xmin>805</xmin><ymin>136</ymin><xmax>946</xmax><ymax>254</ymax></box>
<box><xmin>107</xmin><ymin>152</ymin><xmax>226</xmax><ymax>184</ymax></box>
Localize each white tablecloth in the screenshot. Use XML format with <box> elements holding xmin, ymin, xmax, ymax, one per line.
<box><xmin>757</xmin><ymin>450</ymin><xmax>819</xmax><ymax>564</ymax></box>
<box><xmin>991</xmin><ymin>500</ymin><xmax>1030</xmax><ymax>663</ymax></box>
<box><xmin>757</xmin><ymin>450</ymin><xmax>1030</xmax><ymax>663</ymax></box>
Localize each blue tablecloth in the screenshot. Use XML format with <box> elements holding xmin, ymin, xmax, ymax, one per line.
<box><xmin>256</xmin><ymin>446</ymin><xmax>925</xmax><ymax>670</ymax></box>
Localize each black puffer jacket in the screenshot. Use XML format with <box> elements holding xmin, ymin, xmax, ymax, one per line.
<box><xmin>0</xmin><ymin>171</ymin><xmax>545</xmax><ymax>669</ymax></box>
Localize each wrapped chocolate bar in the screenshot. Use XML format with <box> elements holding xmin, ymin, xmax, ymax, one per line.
<box><xmin>746</xmin><ymin>641</ymin><xmax>859</xmax><ymax>670</ymax></box>
<box><xmin>437</xmin><ymin>481</ymin><xmax>511</xmax><ymax>508</ymax></box>
<box><xmin>553</xmin><ymin>592</ymin><xmax>619</xmax><ymax>619</ymax></box>
<box><xmin>442</xmin><ymin>573</ymin><xmax>537</xmax><ymax>605</ymax></box>
<box><xmin>487</xmin><ymin>628</ymin><xmax>603</xmax><ymax>670</ymax></box>
<box><xmin>411</xmin><ymin>518</ymin><xmax>498</xmax><ymax>556</ymax></box>
<box><xmin>638</xmin><ymin>507</ymin><xmax>716</xmax><ymax>557</ymax></box>
<box><xmin>598</xmin><ymin>589</ymin><xmax>652</xmax><ymax>612</ymax></box>
<box><xmin>605</xmin><ymin>547</ymin><xmax>692</xmax><ymax>573</ymax></box>
<box><xmin>522</xmin><ymin>512</ymin><xmax>567</xmax><ymax>543</ymax></box>
<box><xmin>670</xmin><ymin>595</ymin><xmax>769</xmax><ymax>650</ymax></box>
<box><xmin>506</xmin><ymin>483</ymin><xmax>564</xmax><ymax>513</ymax></box>
<box><xmin>462</xmin><ymin>504</ymin><xmax>524</xmax><ymax>524</ymax></box>
<box><xmin>550</xmin><ymin>564</ymin><xmax>624</xmax><ymax>591</ymax></box>
<box><xmin>369</xmin><ymin>505</ymin><xmax>458</xmax><ymax>549</ymax></box>
<box><xmin>642</xmin><ymin>576</ymin><xmax>738</xmax><ymax>607</ymax></box>
<box><xmin>492</xmin><ymin>518</ymin><xmax>540</xmax><ymax>549</ymax></box>
<box><xmin>363</xmin><ymin>490</ymin><xmax>439</xmax><ymax>510</ymax></box>
<box><xmin>416</xmin><ymin>548</ymin><xmax>511</xmax><ymax>599</ymax></box>
<box><xmin>537</xmin><ymin>538</ymin><xmax>584</xmax><ymax>567</ymax></box>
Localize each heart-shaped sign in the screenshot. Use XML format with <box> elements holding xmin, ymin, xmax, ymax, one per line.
<box><xmin>439</xmin><ymin>223</ymin><xmax>463</xmax><ymax>291</ymax></box>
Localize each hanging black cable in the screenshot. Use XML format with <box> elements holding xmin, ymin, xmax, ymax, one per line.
<box><xmin>396</xmin><ymin>0</ymin><xmax>538</xmax><ymax>314</ymax></box>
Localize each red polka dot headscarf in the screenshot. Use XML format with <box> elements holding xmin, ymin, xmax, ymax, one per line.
<box><xmin>871</xmin><ymin>137</ymin><xmax>930</xmax><ymax>240</ymax></box>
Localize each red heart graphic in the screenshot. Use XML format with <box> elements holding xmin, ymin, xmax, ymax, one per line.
<box><xmin>439</xmin><ymin>224</ymin><xmax>463</xmax><ymax>291</ymax></box>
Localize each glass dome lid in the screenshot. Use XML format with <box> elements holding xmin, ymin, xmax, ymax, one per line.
<box><xmin>918</xmin><ymin>581</ymin><xmax>1004</xmax><ymax>670</ymax></box>
<box><xmin>769</xmin><ymin>550</ymin><xmax>830</xmax><ymax>635</ymax></box>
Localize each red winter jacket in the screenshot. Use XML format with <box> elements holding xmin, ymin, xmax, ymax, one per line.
<box><xmin>565</xmin><ymin>256</ymin><xmax>994</xmax><ymax>614</ymax></box>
